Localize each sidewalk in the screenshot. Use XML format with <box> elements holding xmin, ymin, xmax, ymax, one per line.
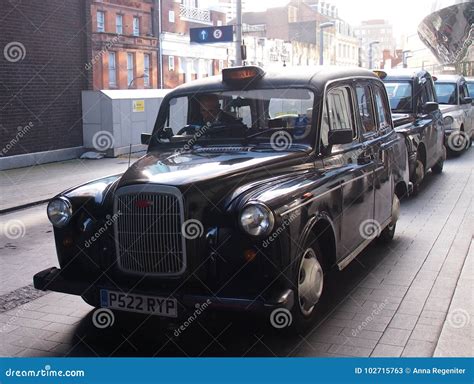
<box><xmin>0</xmin><ymin>157</ymin><xmax>133</xmax><ymax>213</ymax></box>
<box><xmin>434</xmin><ymin>240</ymin><xmax>473</xmax><ymax>357</ymax></box>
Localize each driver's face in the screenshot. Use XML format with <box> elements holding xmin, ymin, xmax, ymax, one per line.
<box><xmin>199</xmin><ymin>98</ymin><xmax>220</xmax><ymax>123</ymax></box>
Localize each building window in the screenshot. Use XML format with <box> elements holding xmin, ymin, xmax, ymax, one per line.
<box><xmin>97</xmin><ymin>11</ymin><xmax>105</xmax><ymax>32</ymax></box>
<box><xmin>169</xmin><ymin>10</ymin><xmax>175</xmax><ymax>23</ymax></box>
<box><xmin>109</xmin><ymin>52</ymin><xmax>116</xmax><ymax>87</ymax></box>
<box><xmin>133</xmin><ymin>17</ymin><xmax>140</xmax><ymax>36</ymax></box>
<box><xmin>127</xmin><ymin>53</ymin><xmax>134</xmax><ymax>87</ymax></box>
<box><xmin>116</xmin><ymin>14</ymin><xmax>123</xmax><ymax>34</ymax></box>
<box><xmin>144</xmin><ymin>54</ymin><xmax>150</xmax><ymax>87</ymax></box>
<box><xmin>169</xmin><ymin>56</ymin><xmax>175</xmax><ymax>72</ymax></box>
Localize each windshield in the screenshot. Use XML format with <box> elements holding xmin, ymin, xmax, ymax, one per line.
<box><xmin>383</xmin><ymin>81</ymin><xmax>412</xmax><ymax>112</ymax></box>
<box><xmin>154</xmin><ymin>88</ymin><xmax>315</xmax><ymax>150</ymax></box>
<box><xmin>435</xmin><ymin>83</ymin><xmax>457</xmax><ymax>104</ymax></box>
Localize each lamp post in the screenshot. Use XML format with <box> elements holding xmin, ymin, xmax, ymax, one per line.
<box><xmin>319</xmin><ymin>21</ymin><xmax>335</xmax><ymax>65</ymax></box>
<box><xmin>368</xmin><ymin>41</ymin><xmax>379</xmax><ymax>68</ymax></box>
<box><xmin>235</xmin><ymin>0</ymin><xmax>243</xmax><ymax>66</ymax></box>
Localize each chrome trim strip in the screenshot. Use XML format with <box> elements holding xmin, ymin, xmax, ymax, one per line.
<box><xmin>279</xmin><ymin>172</ymin><xmax>369</xmax><ymax>216</ymax></box>
<box><xmin>113</xmin><ymin>184</ymin><xmax>187</xmax><ymax>277</ymax></box>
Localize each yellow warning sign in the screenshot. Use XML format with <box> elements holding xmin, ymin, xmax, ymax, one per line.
<box><xmin>133</xmin><ymin>100</ymin><xmax>145</xmax><ymax>112</ymax></box>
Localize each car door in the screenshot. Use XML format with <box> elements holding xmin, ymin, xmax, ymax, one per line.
<box><xmin>419</xmin><ymin>78</ymin><xmax>442</xmax><ymax>167</ymax></box>
<box><xmin>322</xmin><ymin>82</ymin><xmax>375</xmax><ymax>259</ymax></box>
<box><xmin>459</xmin><ymin>82</ymin><xmax>473</xmax><ymax>137</ymax></box>
<box><xmin>371</xmin><ymin>82</ymin><xmax>395</xmax><ymax>228</ymax></box>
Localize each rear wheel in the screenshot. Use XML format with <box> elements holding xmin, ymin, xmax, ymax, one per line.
<box><xmin>411</xmin><ymin>157</ymin><xmax>425</xmax><ymax>196</ymax></box>
<box><xmin>379</xmin><ymin>223</ymin><xmax>396</xmax><ymax>243</ymax></box>
<box><xmin>431</xmin><ymin>146</ymin><xmax>446</xmax><ymax>175</ymax></box>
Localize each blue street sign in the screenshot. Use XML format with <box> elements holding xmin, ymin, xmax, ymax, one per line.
<box><xmin>190</xmin><ymin>25</ymin><xmax>234</xmax><ymax>44</ymax></box>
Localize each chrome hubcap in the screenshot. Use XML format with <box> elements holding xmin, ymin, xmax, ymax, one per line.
<box><xmin>298</xmin><ymin>248</ymin><xmax>324</xmax><ymax>316</ymax></box>
<box><xmin>415</xmin><ymin>160</ymin><xmax>424</xmax><ymax>185</ymax></box>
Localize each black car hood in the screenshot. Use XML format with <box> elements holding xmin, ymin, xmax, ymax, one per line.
<box><xmin>117</xmin><ymin>147</ymin><xmax>309</xmax><ymax>188</ymax></box>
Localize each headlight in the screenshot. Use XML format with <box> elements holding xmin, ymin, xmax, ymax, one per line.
<box><xmin>47</xmin><ymin>197</ymin><xmax>73</xmax><ymax>228</ymax></box>
<box><xmin>239</xmin><ymin>203</ymin><xmax>274</xmax><ymax>237</ymax></box>
<box><xmin>443</xmin><ymin>116</ymin><xmax>454</xmax><ymax>128</ymax></box>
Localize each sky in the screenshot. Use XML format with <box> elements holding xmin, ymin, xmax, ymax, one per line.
<box><xmin>218</xmin><ymin>0</ymin><xmax>441</xmax><ymax>42</ymax></box>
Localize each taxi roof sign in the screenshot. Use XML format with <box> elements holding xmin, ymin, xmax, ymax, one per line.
<box><xmin>373</xmin><ymin>70</ymin><xmax>388</xmax><ymax>79</ymax></box>
<box><xmin>222</xmin><ymin>66</ymin><xmax>265</xmax><ymax>83</ymax></box>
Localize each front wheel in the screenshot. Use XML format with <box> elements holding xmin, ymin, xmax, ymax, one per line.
<box><xmin>379</xmin><ymin>223</ymin><xmax>396</xmax><ymax>243</ymax></box>
<box><xmin>288</xmin><ymin>237</ymin><xmax>327</xmax><ymax>332</ymax></box>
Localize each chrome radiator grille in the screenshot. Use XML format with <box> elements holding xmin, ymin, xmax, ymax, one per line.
<box><xmin>114</xmin><ymin>186</ymin><xmax>186</xmax><ymax>276</ymax></box>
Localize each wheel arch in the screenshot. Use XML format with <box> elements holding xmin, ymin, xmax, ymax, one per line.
<box><xmin>298</xmin><ymin>213</ymin><xmax>337</xmax><ymax>271</ymax></box>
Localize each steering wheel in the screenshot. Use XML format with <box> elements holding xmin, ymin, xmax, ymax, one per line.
<box><xmin>176</xmin><ymin>125</ymin><xmax>201</xmax><ymax>136</ymax></box>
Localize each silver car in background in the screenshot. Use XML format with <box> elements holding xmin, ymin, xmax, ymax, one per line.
<box><xmin>434</xmin><ymin>75</ymin><xmax>473</xmax><ymax>153</ymax></box>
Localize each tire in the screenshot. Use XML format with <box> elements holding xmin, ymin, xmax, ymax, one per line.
<box><xmin>411</xmin><ymin>157</ymin><xmax>425</xmax><ymax>196</ymax></box>
<box><xmin>431</xmin><ymin>146</ymin><xmax>446</xmax><ymax>175</ymax></box>
<box><xmin>287</xmin><ymin>235</ymin><xmax>327</xmax><ymax>332</ymax></box>
<box><xmin>379</xmin><ymin>223</ymin><xmax>396</xmax><ymax>243</ymax></box>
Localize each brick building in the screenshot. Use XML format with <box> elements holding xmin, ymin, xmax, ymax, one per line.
<box><xmin>0</xmin><ymin>0</ymin><xmax>91</xmax><ymax>169</ymax></box>
<box><xmin>90</xmin><ymin>0</ymin><xmax>159</xmax><ymax>89</ymax></box>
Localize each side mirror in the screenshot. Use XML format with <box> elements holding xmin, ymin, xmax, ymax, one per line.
<box><xmin>141</xmin><ymin>133</ymin><xmax>152</xmax><ymax>145</ymax></box>
<box><xmin>422</xmin><ymin>101</ymin><xmax>439</xmax><ymax>114</ymax></box>
<box><xmin>462</xmin><ymin>96</ymin><xmax>472</xmax><ymax>105</ymax></box>
<box><xmin>328</xmin><ymin>129</ymin><xmax>353</xmax><ymax>145</ymax></box>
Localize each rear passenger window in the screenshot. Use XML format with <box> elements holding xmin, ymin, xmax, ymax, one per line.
<box><xmin>373</xmin><ymin>86</ymin><xmax>391</xmax><ymax>131</ymax></box>
<box><xmin>355</xmin><ymin>84</ymin><xmax>376</xmax><ymax>133</ymax></box>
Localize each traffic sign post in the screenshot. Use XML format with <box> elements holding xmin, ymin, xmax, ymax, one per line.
<box><xmin>190</xmin><ymin>26</ymin><xmax>234</xmax><ymax>44</ymax></box>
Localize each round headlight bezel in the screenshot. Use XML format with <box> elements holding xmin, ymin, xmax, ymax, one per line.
<box><xmin>47</xmin><ymin>197</ymin><xmax>73</xmax><ymax>228</ymax></box>
<box><xmin>443</xmin><ymin>116</ymin><xmax>454</xmax><ymax>128</ymax></box>
<box><xmin>239</xmin><ymin>202</ymin><xmax>275</xmax><ymax>237</ymax></box>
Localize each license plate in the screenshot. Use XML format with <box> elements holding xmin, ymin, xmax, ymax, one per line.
<box><xmin>100</xmin><ymin>290</ymin><xmax>178</xmax><ymax>318</ymax></box>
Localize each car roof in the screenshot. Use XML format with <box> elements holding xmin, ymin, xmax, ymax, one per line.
<box><xmin>434</xmin><ymin>74</ymin><xmax>465</xmax><ymax>84</ymax></box>
<box><xmin>381</xmin><ymin>68</ymin><xmax>432</xmax><ymax>81</ymax></box>
<box><xmin>465</xmin><ymin>77</ymin><xmax>473</xmax><ymax>82</ymax></box>
<box><xmin>167</xmin><ymin>66</ymin><xmax>379</xmax><ymax>97</ymax></box>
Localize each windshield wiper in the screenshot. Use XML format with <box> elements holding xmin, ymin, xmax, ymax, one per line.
<box><xmin>244</xmin><ymin>128</ymin><xmax>292</xmax><ymax>141</ymax></box>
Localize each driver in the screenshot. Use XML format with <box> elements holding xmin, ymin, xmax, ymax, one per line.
<box><xmin>197</xmin><ymin>94</ymin><xmax>240</xmax><ymax>125</ymax></box>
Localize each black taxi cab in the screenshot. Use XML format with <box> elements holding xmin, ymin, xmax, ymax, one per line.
<box><xmin>34</xmin><ymin>66</ymin><xmax>406</xmax><ymax>330</ymax></box>
<box><xmin>377</xmin><ymin>69</ymin><xmax>446</xmax><ymax>194</ymax></box>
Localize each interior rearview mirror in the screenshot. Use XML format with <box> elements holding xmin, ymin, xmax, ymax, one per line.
<box><xmin>421</xmin><ymin>101</ymin><xmax>439</xmax><ymax>114</ymax></box>
<box><xmin>328</xmin><ymin>129</ymin><xmax>353</xmax><ymax>145</ymax></box>
<box><xmin>141</xmin><ymin>133</ymin><xmax>152</xmax><ymax>145</ymax></box>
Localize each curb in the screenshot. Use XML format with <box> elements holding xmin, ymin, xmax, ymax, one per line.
<box><xmin>0</xmin><ymin>199</ymin><xmax>50</xmax><ymax>215</ymax></box>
